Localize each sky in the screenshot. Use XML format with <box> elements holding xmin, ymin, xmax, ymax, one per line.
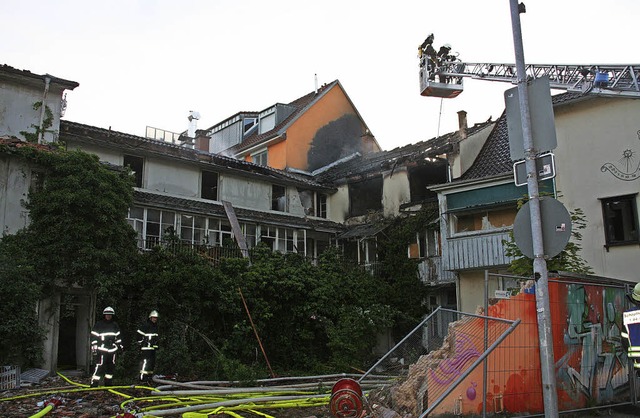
<box><xmin>4</xmin><ymin>0</ymin><xmax>639</xmax><ymax>151</ymax></box>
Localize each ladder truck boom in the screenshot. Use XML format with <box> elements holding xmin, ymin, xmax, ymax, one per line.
<box><xmin>419</xmin><ymin>61</ymin><xmax>640</xmax><ymax>99</ymax></box>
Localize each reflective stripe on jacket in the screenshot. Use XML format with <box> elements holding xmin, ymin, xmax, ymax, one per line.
<box><xmin>91</xmin><ymin>319</ymin><xmax>122</xmax><ymax>353</ymax></box>
<box><xmin>137</xmin><ymin>319</ymin><xmax>159</xmax><ymax>350</ymax></box>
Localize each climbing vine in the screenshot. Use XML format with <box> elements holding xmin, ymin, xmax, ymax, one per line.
<box><xmin>19</xmin><ymin>101</ymin><xmax>55</xmax><ymax>143</ymax></box>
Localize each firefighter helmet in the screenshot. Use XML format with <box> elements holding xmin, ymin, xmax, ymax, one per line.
<box><xmin>149</xmin><ymin>310</ymin><xmax>159</xmax><ymax>318</ymax></box>
<box><xmin>632</xmin><ymin>283</ymin><xmax>640</xmax><ymax>302</ymax></box>
<box><xmin>103</xmin><ymin>306</ymin><xmax>115</xmax><ymax>315</ymax></box>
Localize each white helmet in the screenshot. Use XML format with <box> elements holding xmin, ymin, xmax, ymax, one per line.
<box><xmin>103</xmin><ymin>306</ymin><xmax>115</xmax><ymax>315</ymax></box>
<box><xmin>149</xmin><ymin>310</ymin><xmax>159</xmax><ymax>318</ymax></box>
<box><xmin>632</xmin><ymin>283</ymin><xmax>640</xmax><ymax>302</ymax></box>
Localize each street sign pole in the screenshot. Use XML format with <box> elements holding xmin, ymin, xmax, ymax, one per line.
<box><xmin>508</xmin><ymin>1</ymin><xmax>559</xmax><ymax>416</ymax></box>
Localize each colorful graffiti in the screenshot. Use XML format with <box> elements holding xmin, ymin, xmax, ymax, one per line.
<box><xmin>426</xmin><ymin>278</ymin><xmax>631</xmax><ymax>416</ymax></box>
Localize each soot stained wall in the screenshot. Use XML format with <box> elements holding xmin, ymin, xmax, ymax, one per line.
<box><xmin>307</xmin><ymin>114</ymin><xmax>364</xmax><ymax>171</ymax></box>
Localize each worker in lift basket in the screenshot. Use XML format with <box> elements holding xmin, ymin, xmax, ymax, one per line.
<box><xmin>90</xmin><ymin>306</ymin><xmax>123</xmax><ymax>387</ymax></box>
<box><xmin>621</xmin><ymin>283</ymin><xmax>640</xmax><ymax>374</ymax></box>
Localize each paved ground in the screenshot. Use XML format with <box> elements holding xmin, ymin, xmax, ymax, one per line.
<box><xmin>560</xmin><ymin>403</ymin><xmax>640</xmax><ymax>418</ymax></box>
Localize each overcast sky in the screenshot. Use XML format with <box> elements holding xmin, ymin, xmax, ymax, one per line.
<box><xmin>4</xmin><ymin>0</ymin><xmax>638</xmax><ymax>151</ymax></box>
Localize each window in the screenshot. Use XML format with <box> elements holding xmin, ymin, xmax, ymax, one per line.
<box><xmin>201</xmin><ymin>171</ymin><xmax>219</xmax><ymax>200</ymax></box>
<box><xmin>252</xmin><ymin>149</ymin><xmax>268</xmax><ymax>166</ymax></box>
<box><xmin>123</xmin><ymin>155</ymin><xmax>144</xmax><ymax>187</ymax></box>
<box><xmin>259</xmin><ymin>226</ymin><xmax>304</xmax><ymax>254</ymax></box>
<box><xmin>349</xmin><ymin>176</ymin><xmax>383</xmax><ymax>217</ymax></box>
<box><xmin>408</xmin><ymin>230</ymin><xmax>440</xmax><ymax>259</ymax></box>
<box><xmin>272</xmin><ymin>185</ymin><xmax>287</xmax><ymax>211</ymax></box>
<box><xmin>180</xmin><ymin>214</ymin><xmax>206</xmax><ymax>244</ymax></box>
<box><xmin>127</xmin><ymin>206</ymin><xmax>177</xmax><ymax>249</ymax></box>
<box><xmin>600</xmin><ymin>194</ymin><xmax>639</xmax><ymax>247</ymax></box>
<box><xmin>451</xmin><ymin>206</ymin><xmax>517</xmax><ymax>234</ymax></box>
<box><xmin>316</xmin><ymin>193</ymin><xmax>327</xmax><ymax>218</ymax></box>
<box><xmin>243</xmin><ymin>117</ymin><xmax>258</xmax><ymax>136</ymax></box>
<box><xmin>207</xmin><ymin>218</ymin><xmax>232</xmax><ymax>246</ymax></box>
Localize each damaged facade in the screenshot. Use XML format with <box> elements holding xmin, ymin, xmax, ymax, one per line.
<box><xmin>1</xmin><ymin>64</ymin><xmax>462</xmax><ymax>373</ymax></box>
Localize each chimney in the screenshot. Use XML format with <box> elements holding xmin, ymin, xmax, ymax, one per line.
<box><xmin>457</xmin><ymin>110</ymin><xmax>468</xmax><ymax>140</ymax></box>
<box><xmin>194</xmin><ymin>130</ymin><xmax>209</xmax><ymax>152</ymax></box>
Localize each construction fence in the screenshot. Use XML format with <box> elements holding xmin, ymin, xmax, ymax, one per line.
<box><xmin>360</xmin><ymin>272</ymin><xmax>637</xmax><ymax>417</ymax></box>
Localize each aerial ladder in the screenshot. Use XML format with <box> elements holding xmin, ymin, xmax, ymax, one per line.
<box><xmin>418</xmin><ymin>42</ymin><xmax>640</xmax><ymax>99</ymax></box>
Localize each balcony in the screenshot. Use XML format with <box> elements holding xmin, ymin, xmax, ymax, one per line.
<box><xmin>444</xmin><ymin>230</ymin><xmax>514</xmax><ymax>271</ymax></box>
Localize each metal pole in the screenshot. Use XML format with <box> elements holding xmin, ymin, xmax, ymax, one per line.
<box><xmin>483</xmin><ymin>270</ymin><xmax>489</xmax><ymax>418</ymax></box>
<box><xmin>508</xmin><ymin>1</ymin><xmax>559</xmax><ymax>416</ymax></box>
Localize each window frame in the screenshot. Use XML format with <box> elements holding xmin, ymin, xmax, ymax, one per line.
<box><xmin>600</xmin><ymin>193</ymin><xmax>639</xmax><ymax>249</ymax></box>
<box><xmin>123</xmin><ymin>154</ymin><xmax>144</xmax><ymax>187</ymax></box>
<box><xmin>201</xmin><ymin>170</ymin><xmax>219</xmax><ymax>201</ymax></box>
<box><xmin>252</xmin><ymin>149</ymin><xmax>268</xmax><ymax>166</ymax></box>
<box><xmin>449</xmin><ymin>204</ymin><xmax>517</xmax><ymax>237</ymax></box>
<box><xmin>272</xmin><ymin>184</ymin><xmax>287</xmax><ymax>212</ymax></box>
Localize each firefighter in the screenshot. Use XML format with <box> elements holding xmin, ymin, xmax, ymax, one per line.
<box><xmin>622</xmin><ymin>283</ymin><xmax>640</xmax><ymax>374</ymax></box>
<box><xmin>90</xmin><ymin>306</ymin><xmax>123</xmax><ymax>387</ymax></box>
<box><xmin>137</xmin><ymin>310</ymin><xmax>159</xmax><ymax>383</ymax></box>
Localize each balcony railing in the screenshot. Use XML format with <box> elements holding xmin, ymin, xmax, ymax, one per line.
<box><xmin>444</xmin><ymin>230</ymin><xmax>514</xmax><ymax>271</ymax></box>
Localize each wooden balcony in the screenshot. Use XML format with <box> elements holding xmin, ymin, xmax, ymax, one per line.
<box><xmin>443</xmin><ymin>230</ymin><xmax>514</xmax><ymax>271</ymax></box>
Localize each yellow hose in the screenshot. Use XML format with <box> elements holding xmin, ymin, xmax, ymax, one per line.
<box><xmin>27</xmin><ymin>404</ymin><xmax>53</xmax><ymax>418</ymax></box>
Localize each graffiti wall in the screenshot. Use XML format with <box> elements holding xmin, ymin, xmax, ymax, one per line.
<box><xmin>422</xmin><ymin>278</ymin><xmax>631</xmax><ymax>416</ymax></box>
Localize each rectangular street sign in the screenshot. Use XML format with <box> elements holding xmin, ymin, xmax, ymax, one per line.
<box><xmin>505</xmin><ymin>76</ymin><xmax>558</xmax><ymax>160</ymax></box>
<box><xmin>513</xmin><ymin>152</ymin><xmax>556</xmax><ymax>186</ymax></box>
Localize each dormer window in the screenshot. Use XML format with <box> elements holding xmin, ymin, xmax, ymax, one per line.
<box><xmin>243</xmin><ymin>117</ymin><xmax>258</xmax><ymax>136</ymax></box>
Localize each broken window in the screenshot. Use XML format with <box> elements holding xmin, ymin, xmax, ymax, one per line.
<box><xmin>298</xmin><ymin>190</ymin><xmax>315</xmax><ymax>215</ymax></box>
<box><xmin>123</xmin><ymin>154</ymin><xmax>144</xmax><ymax>187</ymax></box>
<box><xmin>316</xmin><ymin>193</ymin><xmax>327</xmax><ymax>218</ymax></box>
<box><xmin>408</xmin><ymin>164</ymin><xmax>447</xmax><ymax>203</ymax></box>
<box><xmin>298</xmin><ymin>190</ymin><xmax>328</xmax><ymax>217</ymax></box>
<box><xmin>349</xmin><ymin>176</ymin><xmax>383</xmax><ymax>217</ymax></box>
<box><xmin>272</xmin><ymin>184</ymin><xmax>287</xmax><ymax>211</ymax></box>
<box><xmin>600</xmin><ymin>194</ymin><xmax>639</xmax><ymax>247</ymax></box>
<box><xmin>201</xmin><ymin>170</ymin><xmax>219</xmax><ymax>201</ymax></box>
<box><xmin>409</xmin><ymin>230</ymin><xmax>437</xmax><ymax>259</ymax></box>
<box><xmin>451</xmin><ymin>206</ymin><xmax>517</xmax><ymax>235</ymax></box>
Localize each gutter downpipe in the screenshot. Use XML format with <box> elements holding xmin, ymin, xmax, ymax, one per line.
<box><xmin>509</xmin><ymin>1</ymin><xmax>558</xmax><ymax>416</ymax></box>
<box><xmin>37</xmin><ymin>76</ymin><xmax>51</xmax><ymax>144</ymax></box>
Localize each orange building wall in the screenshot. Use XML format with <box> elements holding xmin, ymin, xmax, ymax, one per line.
<box><xmin>268</xmin><ymin>141</ymin><xmax>287</xmax><ymax>170</ymax></box>
<box><xmin>285</xmin><ymin>86</ymin><xmax>355</xmax><ymax>171</ymax></box>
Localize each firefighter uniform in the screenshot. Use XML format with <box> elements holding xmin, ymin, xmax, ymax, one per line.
<box><xmin>90</xmin><ymin>307</ymin><xmax>122</xmax><ymax>387</ymax></box>
<box><xmin>621</xmin><ymin>283</ymin><xmax>640</xmax><ymax>373</ymax></box>
<box><xmin>137</xmin><ymin>310</ymin><xmax>159</xmax><ymax>382</ymax></box>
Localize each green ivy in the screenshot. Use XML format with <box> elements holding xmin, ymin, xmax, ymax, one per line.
<box><xmin>0</xmin><ymin>144</ymin><xmax>138</xmax><ymax>367</ymax></box>
<box><xmin>19</xmin><ymin>102</ymin><xmax>55</xmax><ymax>143</ymax></box>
